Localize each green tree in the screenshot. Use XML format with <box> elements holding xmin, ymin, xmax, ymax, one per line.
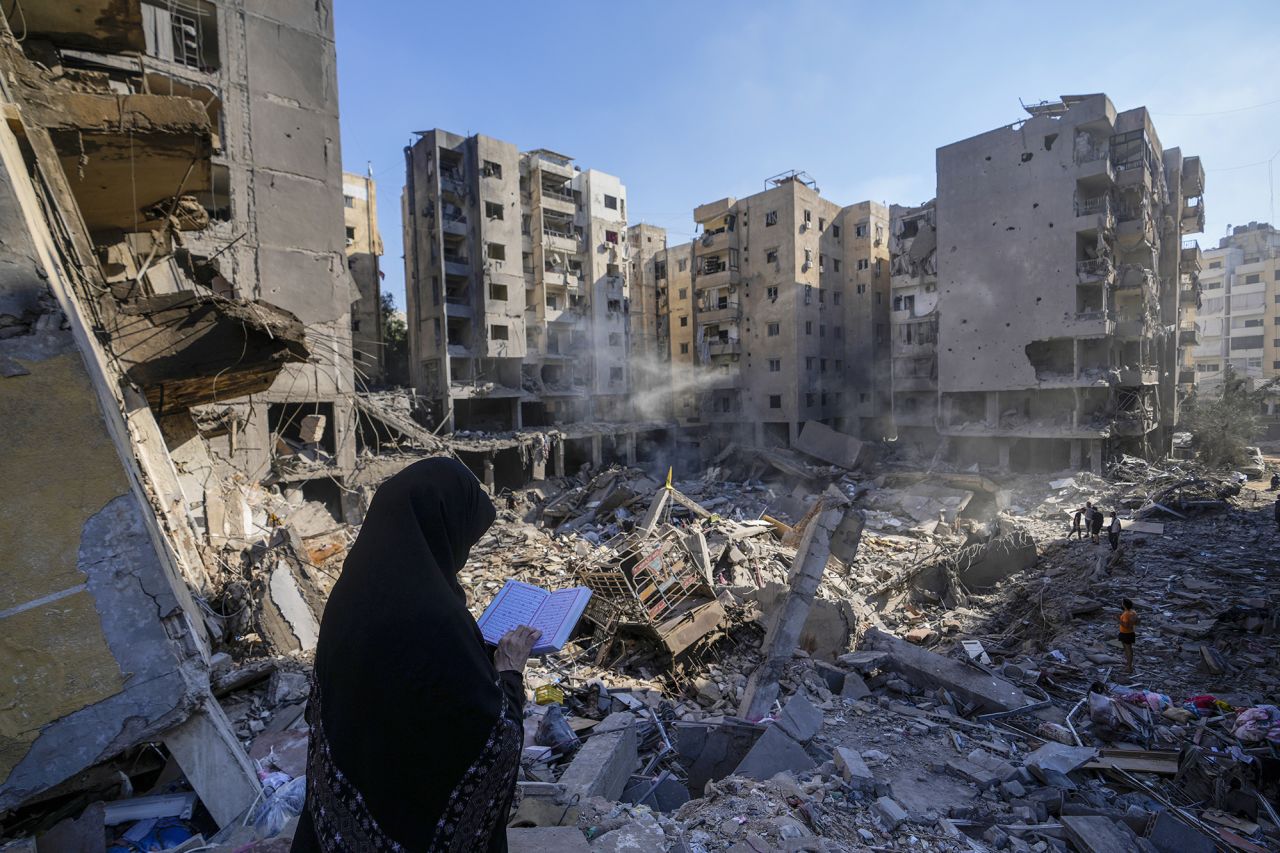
<box><xmin>380</xmin><ymin>291</ymin><xmax>410</xmax><ymax>387</ymax></box>
<box><xmin>1183</xmin><ymin>364</ymin><xmax>1277</xmax><ymax>467</ymax></box>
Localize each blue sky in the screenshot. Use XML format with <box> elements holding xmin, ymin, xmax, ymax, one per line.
<box><xmin>334</xmin><ymin>0</ymin><xmax>1280</xmax><ymax>310</ymax></box>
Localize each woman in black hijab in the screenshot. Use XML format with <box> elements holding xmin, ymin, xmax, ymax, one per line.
<box><xmin>292</xmin><ymin>458</ymin><xmax>540</xmax><ymax>852</ymax></box>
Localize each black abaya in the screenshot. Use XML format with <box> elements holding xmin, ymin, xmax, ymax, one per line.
<box><xmin>291</xmin><ymin>458</ymin><xmax>523</xmax><ymax>852</ymax></box>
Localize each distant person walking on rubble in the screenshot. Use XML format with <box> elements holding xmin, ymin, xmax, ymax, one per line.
<box><xmin>293</xmin><ymin>458</ymin><xmax>538</xmax><ymax>853</ymax></box>
<box><xmin>1107</xmin><ymin>512</ymin><xmax>1122</xmax><ymax>552</ymax></box>
<box><xmin>1270</xmin><ymin>471</ymin><xmax>1280</xmax><ymax>491</ymax></box>
<box><xmin>1071</xmin><ymin>509</ymin><xmax>1084</xmax><ymax>541</ymax></box>
<box><xmin>1090</xmin><ymin>504</ymin><xmax>1104</xmax><ymax>544</ymax></box>
<box><xmin>1118</xmin><ymin>598</ymin><xmax>1139</xmax><ymax>673</ymax></box>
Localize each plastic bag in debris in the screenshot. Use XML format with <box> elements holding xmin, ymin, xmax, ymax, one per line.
<box><xmin>108</xmin><ymin>817</ymin><xmax>195</xmax><ymax>852</ymax></box>
<box><xmin>1232</xmin><ymin>705</ymin><xmax>1280</xmax><ymax>744</ymax></box>
<box><xmin>533</xmin><ymin>703</ymin><xmax>580</xmax><ymax>754</ymax></box>
<box><xmin>252</xmin><ymin>773</ymin><xmax>307</xmax><ymax>839</ymax></box>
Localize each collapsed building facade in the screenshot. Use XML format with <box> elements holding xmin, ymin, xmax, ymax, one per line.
<box><xmin>934</xmin><ymin>94</ymin><xmax>1204</xmax><ymax>472</ymax></box>
<box><xmin>888</xmin><ymin>200</ymin><xmax>940</xmax><ymax>454</ymax></box>
<box><xmin>0</xmin><ymin>0</ymin><xmax>365</xmax><ymax>826</ymax></box>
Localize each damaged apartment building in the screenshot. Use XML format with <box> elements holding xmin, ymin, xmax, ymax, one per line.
<box><xmin>0</xmin><ymin>0</ymin><xmax>368</xmax><ymax>830</ymax></box>
<box><xmin>932</xmin><ymin>93</ymin><xmax>1204</xmax><ymax>472</ymax></box>
<box><xmin>888</xmin><ymin>200</ymin><xmax>940</xmax><ymax>454</ymax></box>
<box><xmin>401</xmin><ymin>131</ymin><xmax>678</xmax><ymax>485</ymax></box>
<box><xmin>1192</xmin><ymin>221</ymin><xmax>1280</xmax><ymax>408</ymax></box>
<box><xmin>649</xmin><ymin>172</ymin><xmax>893</xmax><ymax>450</ymax></box>
<box><xmin>403</xmin><ymin>132</ymin><xmax>644</xmax><ymax>430</ymax></box>
<box><xmin>344</xmin><ymin>168</ymin><xmax>385</xmax><ymax>384</ymax></box>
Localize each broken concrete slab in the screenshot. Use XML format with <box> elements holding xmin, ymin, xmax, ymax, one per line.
<box><xmin>557</xmin><ymin>712</ymin><xmax>637</xmax><ymax>801</ymax></box>
<box><xmin>861</xmin><ymin>628</ymin><xmax>1033</xmax><ymax>714</ymax></box>
<box><xmin>507</xmin><ymin>826</ymin><xmax>591</xmax><ymax>853</ymax></box>
<box><xmin>873</xmin><ymin>796</ymin><xmax>909</xmax><ymax>830</ymax></box>
<box><xmin>589</xmin><ymin>813</ymin><xmax>666</xmax><ymax>852</ymax></box>
<box><xmin>732</xmin><ymin>727</ymin><xmax>815</xmax><ymax>780</ymax></box>
<box><xmin>945</xmin><ymin>757</ymin><xmax>1000</xmax><ymax>789</ymax></box>
<box><xmin>1061</xmin><ymin>814</ymin><xmax>1140</xmax><ymax>853</ymax></box>
<box><xmin>795</xmin><ymin>421</ymin><xmax>864</xmax><ymax>469</ymax></box>
<box><xmin>773</xmin><ymin>691</ymin><xmax>823</xmax><ymax>744</ymax></box>
<box><xmin>675</xmin><ymin>719</ymin><xmax>764</xmax><ymax>795</ymax></box>
<box><xmin>161</xmin><ymin>702</ymin><xmax>260</xmax><ymax>829</ymax></box>
<box><xmin>1024</xmin><ymin>742</ymin><xmax>1099</xmax><ymax>781</ymax></box>
<box><xmin>833</xmin><ymin>747</ymin><xmax>876</xmax><ymax>791</ymax></box>
<box><xmin>840</xmin><ymin>671</ymin><xmax>872</xmax><ymax>701</ymax></box>
<box><xmin>965</xmin><ymin>748</ymin><xmax>1018</xmax><ymax>782</ymax></box>
<box><xmin>1148</xmin><ymin>811</ymin><xmax>1215</xmax><ymax>853</ymax></box>
<box><xmin>837</xmin><ymin>650</ymin><xmax>889</xmax><ymax>673</ymax></box>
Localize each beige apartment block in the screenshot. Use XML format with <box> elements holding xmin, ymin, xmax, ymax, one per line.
<box><xmin>1193</xmin><ymin>222</ymin><xmax>1280</xmax><ymax>413</ymax></box>
<box><xmin>403</xmin><ymin>133</ymin><xmax>638</xmax><ymax>431</ymax></box>
<box><xmin>888</xmin><ymin>200</ymin><xmax>940</xmax><ymax>452</ymax></box>
<box><xmin>668</xmin><ymin>172</ymin><xmax>891</xmax><ymax>449</ymax></box>
<box><xmin>344</xmin><ymin>170</ymin><xmax>384</xmax><ymax>383</ymax></box>
<box><xmin>661</xmin><ymin>240</ymin><xmax>698</xmax><ymax>424</ymax></box>
<box><xmin>627</xmin><ymin>223</ymin><xmax>672</xmax><ymax>419</ymax></box>
<box><xmin>935</xmin><ymin>93</ymin><xmax>1204</xmax><ymax>472</ymax></box>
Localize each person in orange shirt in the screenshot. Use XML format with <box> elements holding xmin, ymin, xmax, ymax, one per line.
<box><xmin>1118</xmin><ymin>598</ymin><xmax>1138</xmax><ymax>673</ymax></box>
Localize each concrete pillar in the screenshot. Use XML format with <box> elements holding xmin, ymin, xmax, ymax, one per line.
<box><xmin>1070</xmin><ymin>439</ymin><xmax>1082</xmax><ymax>471</ymax></box>
<box><xmin>623</xmin><ymin>432</ymin><xmax>636</xmax><ymax>467</ymax></box>
<box><xmin>753</xmin><ymin>421</ymin><xmax>764</xmax><ymax>448</ymax></box>
<box><xmin>163</xmin><ymin>701</ymin><xmax>260</xmax><ymax>829</ymax></box>
<box><xmin>590</xmin><ymin>434</ymin><xmax>603</xmax><ymax>468</ymax></box>
<box><xmin>985</xmin><ymin>392</ymin><xmax>999</xmax><ymax>428</ymax></box>
<box><xmin>531</xmin><ymin>444</ymin><xmax>546</xmax><ymax>481</ymax></box>
<box><xmin>788</xmin><ymin>420</ymin><xmax>800</xmax><ymax>448</ymax></box>
<box><xmin>483</xmin><ymin>453</ymin><xmax>495</xmax><ymax>493</ymax></box>
<box><xmin>553</xmin><ymin>440</ymin><xmax>565</xmax><ymax>478</ymax></box>
<box><xmin>1090</xmin><ymin>439</ymin><xmax>1103</xmax><ymax>475</ymax></box>
<box><xmin>512</xmin><ymin>398</ymin><xmax>522</xmax><ymax>429</ymax></box>
<box><xmin>997</xmin><ymin>439</ymin><xmax>1011</xmax><ymax>472</ymax></box>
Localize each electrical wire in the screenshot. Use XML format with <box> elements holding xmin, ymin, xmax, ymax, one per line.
<box><xmin>1153</xmin><ymin>95</ymin><xmax>1280</xmax><ymax>118</ymax></box>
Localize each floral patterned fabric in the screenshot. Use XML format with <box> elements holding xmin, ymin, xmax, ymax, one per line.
<box><xmin>301</xmin><ymin>682</ymin><xmax>523</xmax><ymax>852</ymax></box>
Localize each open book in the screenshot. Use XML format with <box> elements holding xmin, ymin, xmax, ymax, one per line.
<box><xmin>477</xmin><ymin>580</ymin><xmax>592</xmax><ymax>656</ymax></box>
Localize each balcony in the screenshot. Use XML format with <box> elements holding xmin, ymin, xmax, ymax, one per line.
<box><xmin>694</xmin><ymin>267</ymin><xmax>731</xmax><ymax>290</ymax></box>
<box><xmin>696</xmin><ymin>229</ymin><xmax>729</xmax><ymax>254</ymax></box>
<box><xmin>444</xmin><ymin>296</ymin><xmax>472</xmax><ymax>317</ymax></box>
<box><xmin>1182</xmin><ymin>156</ymin><xmax>1205</xmax><ymax>197</ymax></box>
<box><xmin>440</xmin><ymin>171</ymin><xmax>467</xmax><ymax>197</ymax></box>
<box><xmin>1116</xmin><ymin>215</ymin><xmax>1155</xmax><ymax>249</ymax></box>
<box><xmin>1074</xmin><ymin>194</ymin><xmax>1114</xmax><ymax>231</ymax></box>
<box><xmin>1181</xmin><ymin>200</ymin><xmax>1206</xmax><ymax>234</ymax></box>
<box><xmin>1115</xmin><ymin>161</ymin><xmax>1152</xmax><ymax>192</ymax></box>
<box><xmin>1117</xmin><ymin>366</ymin><xmax>1159</xmax><ymax>386</ymax></box>
<box><xmin>698</xmin><ymin>301</ymin><xmax>740</xmax><ymax>325</ymax></box>
<box><xmin>1076</xmin><ymin>151</ymin><xmax>1115</xmax><ymax>184</ymax></box>
<box><xmin>441</xmin><ymin>214</ymin><xmax>468</xmax><ymax>237</ymax></box>
<box><xmin>1076</xmin><ymin>258</ymin><xmax>1114</xmax><ymax>282</ymax></box>
<box><xmin>443</xmin><ymin>255</ymin><xmax>471</xmax><ymax>277</ymax></box>
<box><xmin>538</xmin><ymin>185</ymin><xmax>576</xmax><ymax>214</ymax></box>
<box><xmin>1178</xmin><ymin>322</ymin><xmax>1201</xmax><ymax>346</ymax></box>
<box><xmin>706</xmin><ymin>340</ymin><xmax>741</xmax><ymax>357</ymax></box>
<box><xmin>1071</xmin><ymin>311</ymin><xmax>1115</xmax><ymax>338</ymax></box>
<box><xmin>1180</xmin><ymin>242</ymin><xmax>1202</xmax><ymax>274</ymax></box>
<box><xmin>1179</xmin><ymin>284</ymin><xmax>1200</xmax><ymax>307</ymax></box>
<box><xmin>542</xmin><ymin>228</ymin><xmax>581</xmax><ymax>254</ymax></box>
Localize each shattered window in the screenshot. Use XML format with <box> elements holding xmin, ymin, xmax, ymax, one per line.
<box><xmin>767</xmin><ymin>322</ymin><xmax>780</xmax><ymax>336</ymax></box>
<box><xmin>765</xmin><ymin>211</ymin><xmax>778</xmax><ymax>227</ymax></box>
<box><xmin>769</xmin><ymin>394</ymin><xmax>782</xmax><ymax>408</ymax></box>
<box><xmin>768</xmin><ymin>359</ymin><xmax>781</xmax><ymax>372</ymax></box>
<box><xmin>604</xmin><ymin>194</ymin><xmax>618</xmax><ymax>210</ymax></box>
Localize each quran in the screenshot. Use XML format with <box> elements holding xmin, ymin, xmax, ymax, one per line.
<box><xmin>477</xmin><ymin>580</ymin><xmax>592</xmax><ymax>655</ymax></box>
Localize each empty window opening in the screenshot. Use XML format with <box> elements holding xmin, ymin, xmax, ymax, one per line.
<box><xmin>485</xmin><ymin>201</ymin><xmax>504</xmax><ymax>220</ymax></box>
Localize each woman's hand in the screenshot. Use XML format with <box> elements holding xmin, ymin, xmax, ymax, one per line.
<box><xmin>494</xmin><ymin>625</ymin><xmax>542</xmax><ymax>674</ymax></box>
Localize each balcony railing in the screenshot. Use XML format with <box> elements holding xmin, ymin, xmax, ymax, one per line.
<box><xmin>1075</xmin><ymin>195</ymin><xmax>1112</xmax><ymax>217</ymax></box>
<box><xmin>1076</xmin><ymin>258</ymin><xmax>1114</xmax><ymax>281</ymax></box>
<box><xmin>541</xmin><ymin>185</ymin><xmax>574</xmax><ymax>203</ymax></box>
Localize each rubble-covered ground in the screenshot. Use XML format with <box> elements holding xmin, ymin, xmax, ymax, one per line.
<box><xmin>6</xmin><ymin>446</ymin><xmax>1280</xmax><ymax>852</ymax></box>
